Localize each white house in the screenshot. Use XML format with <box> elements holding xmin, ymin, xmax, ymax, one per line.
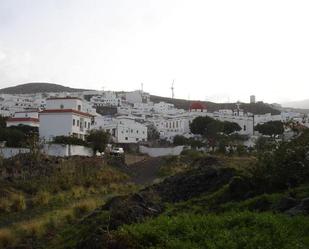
<box><xmin>151</xmin><ymin>115</ymin><xmax>191</xmax><ymax>141</ymax></box>
<box><xmin>125</xmin><ymin>90</ymin><xmax>150</xmax><ymax>104</ymax></box>
<box><xmin>7</xmin><ymin>111</ymin><xmax>39</xmax><ymax>128</ymax></box>
<box><xmin>90</xmin><ymin>91</ymin><xmax>122</xmax><ymax>107</ymax></box>
<box><xmin>95</xmin><ymin>116</ymin><xmax>147</xmax><ymax>143</ymax></box>
<box><xmin>39</xmin><ymin>97</ymin><xmax>93</xmax><ymax>141</ymax></box>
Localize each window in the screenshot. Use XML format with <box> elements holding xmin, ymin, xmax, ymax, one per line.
<box><xmin>136</xmin><ymin>138</ymin><xmax>139</xmax><ymax>141</ymax></box>
<box><xmin>60</xmin><ymin>104</ymin><xmax>64</xmax><ymax>109</ymax></box>
<box><xmin>131</xmin><ymin>129</ymin><xmax>133</xmax><ymax>133</ymax></box>
<box><xmin>136</xmin><ymin>130</ymin><xmax>139</xmax><ymax>133</ymax></box>
<box><xmin>77</xmin><ymin>120</ymin><xmax>80</xmax><ymax>126</ymax></box>
<box><xmin>73</xmin><ymin>119</ymin><xmax>75</xmax><ymax>126</ymax></box>
<box><xmin>88</xmin><ymin>122</ymin><xmax>90</xmax><ymax>129</ymax></box>
<box><xmin>78</xmin><ymin>105</ymin><xmax>81</xmax><ymax>111</ymax></box>
<box><xmin>244</xmin><ymin>125</ymin><xmax>246</xmax><ymax>131</ymax></box>
<box><xmin>85</xmin><ymin>121</ymin><xmax>87</xmax><ymax>128</ymax></box>
<box><xmin>125</xmin><ymin>137</ymin><xmax>128</xmax><ymax>140</ymax></box>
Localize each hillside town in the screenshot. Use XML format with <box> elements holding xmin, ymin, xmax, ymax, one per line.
<box><xmin>1</xmin><ymin>86</ymin><xmax>308</xmax><ymax>158</ymax></box>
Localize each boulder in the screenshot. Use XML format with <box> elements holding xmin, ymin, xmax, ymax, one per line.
<box><xmin>286</xmin><ymin>197</ymin><xmax>309</xmax><ymax>216</ymax></box>
<box><xmin>153</xmin><ymin>167</ymin><xmax>235</xmax><ymax>202</ymax></box>
<box><xmin>275</xmin><ymin>196</ymin><xmax>298</xmax><ymax>212</ymax></box>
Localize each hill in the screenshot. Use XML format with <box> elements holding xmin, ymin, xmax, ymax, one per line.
<box><xmin>0</xmin><ymin>83</ymin><xmax>89</xmax><ymax>94</ymax></box>
<box><xmin>150</xmin><ymin>95</ymin><xmax>281</xmax><ymax>115</ymax></box>
<box><xmin>282</xmin><ymin>99</ymin><xmax>309</xmax><ymax>110</ymax></box>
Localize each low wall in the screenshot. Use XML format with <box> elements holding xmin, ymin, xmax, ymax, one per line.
<box><xmin>0</xmin><ymin>144</ymin><xmax>93</xmax><ymax>158</ymax></box>
<box><xmin>43</xmin><ymin>144</ymin><xmax>93</xmax><ymax>157</ymax></box>
<box><xmin>139</xmin><ymin>145</ymin><xmax>184</xmax><ymax>157</ymax></box>
<box><xmin>0</xmin><ymin>148</ymin><xmax>30</xmax><ymax>159</ymax></box>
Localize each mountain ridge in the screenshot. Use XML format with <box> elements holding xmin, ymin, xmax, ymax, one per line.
<box><xmin>0</xmin><ymin>82</ymin><xmax>90</xmax><ymax>94</ymax></box>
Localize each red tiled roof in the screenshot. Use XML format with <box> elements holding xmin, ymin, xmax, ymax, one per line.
<box><xmin>14</xmin><ymin>110</ymin><xmax>39</xmax><ymax>114</ymax></box>
<box><xmin>7</xmin><ymin>117</ymin><xmax>39</xmax><ymax>123</ymax></box>
<box><xmin>189</xmin><ymin>102</ymin><xmax>206</xmax><ymax>110</ymax></box>
<box><xmin>39</xmin><ymin>109</ymin><xmax>93</xmax><ymax>117</ymax></box>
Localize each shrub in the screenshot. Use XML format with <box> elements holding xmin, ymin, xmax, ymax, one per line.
<box><xmin>53</xmin><ymin>136</ymin><xmax>88</xmax><ymax>146</ymax></box>
<box><xmin>0</xmin><ymin>199</ymin><xmax>11</xmax><ymax>213</ymax></box>
<box><xmin>33</xmin><ymin>191</ymin><xmax>51</xmax><ymax>206</ymax></box>
<box><xmin>71</xmin><ymin>186</ymin><xmax>86</xmax><ymax>199</ymax></box>
<box><xmin>115</xmin><ymin>212</ymin><xmax>309</xmax><ymax>249</ymax></box>
<box><xmin>10</xmin><ymin>194</ymin><xmax>26</xmax><ymax>212</ymax></box>
<box><xmin>73</xmin><ymin>200</ymin><xmax>97</xmax><ymax>218</ymax></box>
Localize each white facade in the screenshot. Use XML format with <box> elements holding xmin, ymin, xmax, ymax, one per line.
<box><xmin>95</xmin><ymin>116</ymin><xmax>147</xmax><ymax>143</ymax></box>
<box><xmin>125</xmin><ymin>90</ymin><xmax>150</xmax><ymax>104</ymax></box>
<box><xmin>39</xmin><ymin>98</ymin><xmax>93</xmax><ymax>141</ymax></box>
<box><xmin>45</xmin><ymin>97</ymin><xmax>84</xmax><ymax>111</ymax></box>
<box><xmin>90</xmin><ymin>91</ymin><xmax>122</xmax><ymax>107</ymax></box>
<box><xmin>151</xmin><ymin>115</ymin><xmax>191</xmax><ymax>141</ymax></box>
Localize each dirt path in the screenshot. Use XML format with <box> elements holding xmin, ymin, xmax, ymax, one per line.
<box><xmin>126</xmin><ymin>157</ymin><xmax>164</xmax><ymax>185</ymax></box>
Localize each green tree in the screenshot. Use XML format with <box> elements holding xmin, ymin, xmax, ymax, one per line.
<box><xmin>53</xmin><ymin>136</ymin><xmax>87</xmax><ymax>146</ymax></box>
<box><xmin>87</xmin><ymin>129</ymin><xmax>110</xmax><ymax>155</ymax></box>
<box><xmin>252</xmin><ymin>129</ymin><xmax>309</xmax><ymax>192</ymax></box>
<box><xmin>0</xmin><ymin>116</ymin><xmax>7</xmax><ymax>128</ymax></box>
<box><xmin>0</xmin><ymin>128</ymin><xmax>25</xmax><ymax>147</ymax></box>
<box><xmin>222</xmin><ymin>121</ymin><xmax>241</xmax><ymax>135</ymax></box>
<box><xmin>255</xmin><ymin>121</ymin><xmax>284</xmax><ymax>137</ymax></box>
<box><xmin>190</xmin><ymin>116</ymin><xmax>222</xmax><ymax>139</ymax></box>
<box><xmin>173</xmin><ymin>135</ymin><xmax>188</xmax><ymax>145</ymax></box>
<box><xmin>147</xmin><ymin>124</ymin><xmax>160</xmax><ymax>141</ymax></box>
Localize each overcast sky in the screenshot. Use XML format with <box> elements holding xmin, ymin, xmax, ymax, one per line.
<box><xmin>0</xmin><ymin>0</ymin><xmax>309</xmax><ymax>103</ymax></box>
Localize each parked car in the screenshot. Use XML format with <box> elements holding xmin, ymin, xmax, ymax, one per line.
<box><xmin>110</xmin><ymin>147</ymin><xmax>124</xmax><ymax>155</ymax></box>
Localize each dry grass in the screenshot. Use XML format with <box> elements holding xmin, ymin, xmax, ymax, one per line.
<box><xmin>219</xmin><ymin>155</ymin><xmax>257</xmax><ymax>172</ymax></box>
<box><xmin>125</xmin><ymin>154</ymin><xmax>148</xmax><ymax>166</ymax></box>
<box><xmin>32</xmin><ymin>191</ymin><xmax>52</xmax><ymax>206</ymax></box>
<box><xmin>0</xmin><ymin>229</ymin><xmax>15</xmax><ymax>248</ymax></box>
<box><xmin>0</xmin><ymin>197</ymin><xmax>104</xmax><ymax>248</ymax></box>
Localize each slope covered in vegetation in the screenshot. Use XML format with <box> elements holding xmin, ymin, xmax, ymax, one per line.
<box><xmin>46</xmin><ymin>131</ymin><xmax>309</xmax><ymax>249</ymax></box>
<box><xmin>150</xmin><ymin>95</ymin><xmax>281</xmax><ymax>115</ymax></box>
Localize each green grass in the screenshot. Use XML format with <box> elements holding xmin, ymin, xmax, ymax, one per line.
<box><xmin>114</xmin><ymin>212</ymin><xmax>309</xmax><ymax>249</ymax></box>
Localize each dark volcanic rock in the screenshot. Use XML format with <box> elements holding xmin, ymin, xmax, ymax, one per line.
<box><xmin>275</xmin><ymin>196</ymin><xmax>298</xmax><ymax>212</ymax></box>
<box><xmin>104</xmin><ymin>192</ymin><xmax>163</xmax><ymax>229</ymax></box>
<box><xmin>152</xmin><ymin>167</ymin><xmax>235</xmax><ymax>202</ymax></box>
<box><xmin>249</xmin><ymin>197</ymin><xmax>272</xmax><ymax>212</ymax></box>
<box><xmin>286</xmin><ymin>197</ymin><xmax>309</xmax><ymax>216</ymax></box>
<box><xmin>227</xmin><ymin>176</ymin><xmax>254</xmax><ymax>201</ymax></box>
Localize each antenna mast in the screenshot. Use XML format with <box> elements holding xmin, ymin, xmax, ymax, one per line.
<box><xmin>171</xmin><ymin>80</ymin><xmax>175</xmax><ymax>99</ymax></box>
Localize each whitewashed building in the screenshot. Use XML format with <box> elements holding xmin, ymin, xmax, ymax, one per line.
<box><xmin>39</xmin><ymin>97</ymin><xmax>93</xmax><ymax>141</ymax></box>
<box><xmin>151</xmin><ymin>115</ymin><xmax>191</xmax><ymax>141</ymax></box>
<box><xmin>95</xmin><ymin>116</ymin><xmax>147</xmax><ymax>143</ymax></box>
<box><xmin>125</xmin><ymin>90</ymin><xmax>150</xmax><ymax>104</ymax></box>
<box><xmin>90</xmin><ymin>91</ymin><xmax>122</xmax><ymax>107</ymax></box>
<box><xmin>7</xmin><ymin>111</ymin><xmax>39</xmax><ymax>127</ymax></box>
